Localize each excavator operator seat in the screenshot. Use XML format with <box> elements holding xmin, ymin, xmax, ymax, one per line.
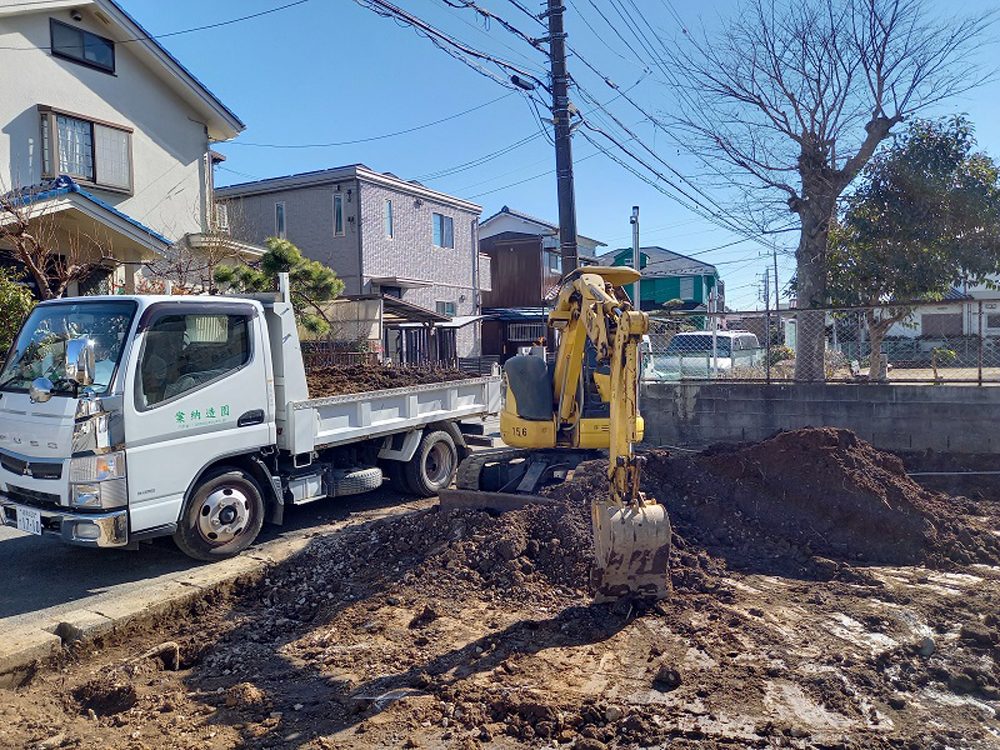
<box><xmin>503</xmin><ymin>354</ymin><xmax>552</xmax><ymax>420</ymax></box>
<box><xmin>500</xmin><ymin>354</ymin><xmax>557</xmax><ymax>448</ymax></box>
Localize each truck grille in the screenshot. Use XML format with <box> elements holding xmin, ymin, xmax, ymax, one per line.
<box><xmin>0</xmin><ymin>452</ymin><xmax>63</xmax><ymax>480</ymax></box>
<box><xmin>5</xmin><ymin>485</ymin><xmax>63</xmax><ymax>512</ymax></box>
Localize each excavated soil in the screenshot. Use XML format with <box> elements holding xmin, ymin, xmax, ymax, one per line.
<box><xmin>305</xmin><ymin>365</ymin><xmax>471</xmax><ymax>398</ymax></box>
<box><xmin>2</xmin><ymin>428</ymin><xmax>1000</xmax><ymax>749</ymax></box>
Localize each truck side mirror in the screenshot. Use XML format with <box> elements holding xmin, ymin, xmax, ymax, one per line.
<box><xmin>66</xmin><ymin>339</ymin><xmax>96</xmax><ymax>387</ymax></box>
<box><xmin>29</xmin><ymin>377</ymin><xmax>53</xmax><ymax>404</ymax></box>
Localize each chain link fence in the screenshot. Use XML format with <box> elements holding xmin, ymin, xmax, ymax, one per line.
<box><xmin>642</xmin><ymin>299</ymin><xmax>1000</xmax><ymax>384</ymax></box>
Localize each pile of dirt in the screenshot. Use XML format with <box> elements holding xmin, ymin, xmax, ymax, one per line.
<box><xmin>306</xmin><ymin>364</ymin><xmax>471</xmax><ymax>398</ymax></box>
<box><xmin>640</xmin><ymin>428</ymin><xmax>1000</xmax><ymax>579</ymax></box>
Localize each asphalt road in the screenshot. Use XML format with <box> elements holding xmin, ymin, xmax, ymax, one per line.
<box><xmin>0</xmin><ymin>486</ymin><xmax>427</xmax><ymax>631</ymax></box>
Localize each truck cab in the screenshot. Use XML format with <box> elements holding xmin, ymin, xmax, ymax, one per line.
<box><xmin>0</xmin><ymin>295</ymin><xmax>276</xmax><ymax>556</ymax></box>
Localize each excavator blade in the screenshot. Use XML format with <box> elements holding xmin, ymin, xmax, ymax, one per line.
<box><xmin>591</xmin><ymin>500</ymin><xmax>672</xmax><ymax>602</ymax></box>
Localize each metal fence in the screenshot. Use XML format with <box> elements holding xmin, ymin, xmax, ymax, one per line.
<box><xmin>301</xmin><ymin>341</ymin><xmax>379</xmax><ymax>370</ymax></box>
<box><xmin>642</xmin><ymin>299</ymin><xmax>1000</xmax><ymax>384</ymax></box>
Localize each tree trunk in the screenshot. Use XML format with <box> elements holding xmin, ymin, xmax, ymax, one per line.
<box><xmin>793</xmin><ymin>205</ymin><xmax>831</xmax><ymax>381</ymax></box>
<box><xmin>867</xmin><ymin>314</ymin><xmax>890</xmax><ymax>380</ymax></box>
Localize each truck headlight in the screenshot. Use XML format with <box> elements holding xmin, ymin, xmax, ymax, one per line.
<box><xmin>69</xmin><ymin>451</ymin><xmax>127</xmax><ymax>509</ymax></box>
<box><xmin>71</xmin><ymin>478</ymin><xmax>127</xmax><ymax>509</ymax></box>
<box><xmin>70</xmin><ymin>451</ymin><xmax>126</xmax><ymax>483</ymax></box>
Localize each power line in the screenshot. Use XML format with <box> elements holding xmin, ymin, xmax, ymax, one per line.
<box><xmin>0</xmin><ymin>0</ymin><xmax>313</xmax><ymax>50</ymax></box>
<box><xmin>419</xmin><ymin>70</ymin><xmax>648</xmax><ymax>192</ymax></box>
<box><xmin>575</xmin><ymin>0</ymin><xmax>648</xmax><ymax>70</ymax></box>
<box><xmin>504</xmin><ymin>0</ymin><xmax>547</xmax><ymax>29</ymax></box>
<box><xmin>463</xmin><ymin>147</ymin><xmax>604</xmax><ymax>199</ymax></box>
<box><xmin>578</xmin><ymin>119</ymin><xmax>764</xmax><ymax>243</ymax></box>
<box><xmin>223</xmin><ymin>93</ymin><xmax>513</xmax><ymax>148</ymax></box>
<box><xmin>414</xmin><ymin>132</ymin><xmax>543</xmax><ymax>181</ymax></box>
<box><xmin>353</xmin><ymin>0</ymin><xmax>549</xmax><ymax>92</ymax></box>
<box><xmin>563</xmin><ymin>37</ymin><xmax>795</xmax><ymax>244</ymax></box>
<box><xmin>432</xmin><ymin>0</ymin><xmax>547</xmax><ymax>73</ymax></box>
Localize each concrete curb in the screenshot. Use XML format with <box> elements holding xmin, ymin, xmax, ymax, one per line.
<box><xmin>0</xmin><ymin>565</ymin><xmax>268</xmax><ymax>688</ymax></box>
<box><xmin>0</xmin><ymin>502</ymin><xmax>429</xmax><ymax>689</ymax></box>
<box><xmin>0</xmin><ymin>537</ymin><xmax>299</xmax><ymax>687</ymax></box>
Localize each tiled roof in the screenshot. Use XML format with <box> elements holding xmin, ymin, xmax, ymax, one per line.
<box><xmin>5</xmin><ymin>176</ymin><xmax>171</xmax><ymax>246</ymax></box>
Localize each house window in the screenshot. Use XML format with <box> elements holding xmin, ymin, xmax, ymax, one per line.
<box><xmin>39</xmin><ymin>107</ymin><xmax>132</xmax><ymax>191</ymax></box>
<box><xmin>987</xmin><ymin>314</ymin><xmax>1000</xmax><ymax>330</ymax></box>
<box><xmin>50</xmin><ymin>19</ymin><xmax>115</xmax><ymax>73</ymax></box>
<box><xmin>385</xmin><ymin>199</ymin><xmax>393</xmax><ymax>238</ymax></box>
<box><xmin>215</xmin><ymin>202</ymin><xmax>230</xmax><ymax>233</ymax></box>
<box><xmin>679</xmin><ymin>277</ymin><xmax>695</xmax><ymax>300</ymax></box>
<box><xmin>508</xmin><ymin>322</ymin><xmax>547</xmax><ymax>342</ymax></box>
<box><xmin>275</xmin><ymin>202</ymin><xmax>286</xmax><ymax>239</ymax></box>
<box><xmin>382</xmin><ymin>286</ymin><xmax>402</xmax><ymax>299</ymax></box>
<box><xmin>546</xmin><ymin>251</ymin><xmax>561</xmax><ymax>274</ymax></box>
<box><xmin>333</xmin><ymin>194</ymin><xmax>344</xmax><ymax>236</ymax></box>
<box><xmin>433</xmin><ymin>213</ymin><xmax>454</xmax><ymax>248</ymax></box>
<box><xmin>436</xmin><ymin>301</ymin><xmax>456</xmax><ymax>317</ymax></box>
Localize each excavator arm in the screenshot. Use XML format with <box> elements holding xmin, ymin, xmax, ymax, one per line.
<box><xmin>549</xmin><ymin>268</ymin><xmax>671</xmax><ymax>600</ymax></box>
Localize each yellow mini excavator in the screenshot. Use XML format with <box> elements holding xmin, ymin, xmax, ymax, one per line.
<box><xmin>447</xmin><ymin>266</ymin><xmax>671</xmax><ymax>601</ymax></box>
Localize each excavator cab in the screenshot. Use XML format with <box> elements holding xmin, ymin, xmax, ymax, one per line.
<box><xmin>448</xmin><ymin>267</ymin><xmax>671</xmax><ymax>601</ymax></box>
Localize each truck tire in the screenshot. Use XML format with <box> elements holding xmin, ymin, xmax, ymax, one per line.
<box><xmin>173</xmin><ymin>466</ymin><xmax>265</xmax><ymax>561</ymax></box>
<box><xmin>382</xmin><ymin>460</ymin><xmax>412</xmax><ymax>494</ymax></box>
<box><xmin>404</xmin><ymin>430</ymin><xmax>457</xmax><ymax>497</ymax></box>
<box><xmin>330</xmin><ymin>467</ymin><xmax>383</xmax><ymax>497</ymax></box>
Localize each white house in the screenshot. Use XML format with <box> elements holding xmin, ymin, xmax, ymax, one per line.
<box><xmin>0</xmin><ymin>0</ymin><xmax>253</xmax><ymax>294</ymax></box>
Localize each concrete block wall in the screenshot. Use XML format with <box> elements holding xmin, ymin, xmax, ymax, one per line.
<box><xmin>641</xmin><ymin>382</ymin><xmax>1000</xmax><ymax>453</ymax></box>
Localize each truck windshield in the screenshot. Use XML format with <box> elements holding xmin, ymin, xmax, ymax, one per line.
<box><xmin>0</xmin><ymin>301</ymin><xmax>136</xmax><ymax>395</ymax></box>
<box><xmin>664</xmin><ymin>335</ymin><xmax>731</xmax><ymax>357</ymax></box>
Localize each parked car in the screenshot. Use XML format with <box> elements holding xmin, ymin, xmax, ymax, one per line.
<box><xmin>644</xmin><ymin>331</ymin><xmax>762</xmax><ymax>379</ymax></box>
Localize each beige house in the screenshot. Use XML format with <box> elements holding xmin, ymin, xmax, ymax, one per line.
<box><xmin>0</xmin><ymin>0</ymin><xmax>255</xmax><ymax>295</ymax></box>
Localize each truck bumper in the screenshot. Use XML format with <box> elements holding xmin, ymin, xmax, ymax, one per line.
<box><xmin>0</xmin><ymin>498</ymin><xmax>129</xmax><ymax>548</ymax></box>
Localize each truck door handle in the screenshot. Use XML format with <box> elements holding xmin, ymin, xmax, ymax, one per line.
<box><xmin>237</xmin><ymin>409</ymin><xmax>265</xmax><ymax>427</ymax></box>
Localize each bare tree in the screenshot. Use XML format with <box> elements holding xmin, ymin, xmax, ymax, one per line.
<box><xmin>138</xmin><ymin>199</ymin><xmax>253</xmax><ymax>294</ymax></box>
<box><xmin>663</xmin><ymin>0</ymin><xmax>994</xmax><ymax>380</ymax></box>
<box><xmin>0</xmin><ymin>182</ymin><xmax>119</xmax><ymax>299</ymax></box>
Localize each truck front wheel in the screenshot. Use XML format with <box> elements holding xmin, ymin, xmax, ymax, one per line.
<box><xmin>404</xmin><ymin>430</ymin><xmax>458</xmax><ymax>497</ymax></box>
<box><xmin>174</xmin><ymin>467</ymin><xmax>265</xmax><ymax>561</ymax></box>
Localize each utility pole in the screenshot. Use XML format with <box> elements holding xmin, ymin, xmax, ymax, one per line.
<box><xmin>763</xmin><ymin>267</ymin><xmax>771</xmax><ymax>381</ymax></box>
<box><xmin>772</xmin><ymin>249</ymin><xmax>780</xmax><ymax>314</ymax></box>
<box><xmin>546</xmin><ymin>0</ymin><xmax>578</xmax><ymax>273</ymax></box>
<box><xmin>630</xmin><ymin>205</ymin><xmax>640</xmax><ymax>310</ymax></box>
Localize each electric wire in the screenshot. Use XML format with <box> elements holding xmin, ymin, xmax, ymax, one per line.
<box><xmin>0</xmin><ymin>0</ymin><xmax>314</xmax><ymax>49</ymax></box>
<box><xmin>224</xmin><ymin>93</ymin><xmax>514</xmax><ymax>148</ymax></box>
<box><xmin>414</xmin><ymin>132</ymin><xmax>543</xmax><ymax>182</ymax></box>
<box><xmin>431</xmin><ymin>0</ymin><xmax>547</xmax><ymax>74</ymax></box>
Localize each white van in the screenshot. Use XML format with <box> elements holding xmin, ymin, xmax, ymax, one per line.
<box><xmin>645</xmin><ymin>330</ymin><xmax>762</xmax><ymax>379</ymax></box>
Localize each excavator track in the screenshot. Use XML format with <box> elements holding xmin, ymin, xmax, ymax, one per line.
<box><xmin>454</xmin><ymin>447</ymin><xmax>533</xmax><ymax>491</ymax></box>
<box><xmin>440</xmin><ymin>448</ymin><xmax>602</xmax><ymax>513</ymax></box>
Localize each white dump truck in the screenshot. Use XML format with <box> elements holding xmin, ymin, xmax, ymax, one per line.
<box><xmin>0</xmin><ymin>285</ymin><xmax>500</xmax><ymax>559</ymax></box>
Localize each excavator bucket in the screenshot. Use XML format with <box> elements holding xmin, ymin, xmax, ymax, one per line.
<box><xmin>591</xmin><ymin>499</ymin><xmax>671</xmax><ymax>602</ymax></box>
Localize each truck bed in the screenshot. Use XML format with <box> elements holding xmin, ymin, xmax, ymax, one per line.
<box><xmin>281</xmin><ymin>375</ymin><xmax>502</xmax><ymax>454</ymax></box>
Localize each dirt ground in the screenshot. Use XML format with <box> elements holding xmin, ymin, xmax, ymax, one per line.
<box><xmin>2</xmin><ymin>427</ymin><xmax>1000</xmax><ymax>749</ymax></box>
<box><xmin>305</xmin><ymin>365</ymin><xmax>471</xmax><ymax>398</ymax></box>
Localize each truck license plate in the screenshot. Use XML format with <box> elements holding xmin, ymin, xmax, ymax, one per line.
<box><xmin>16</xmin><ymin>506</ymin><xmax>42</xmax><ymax>536</ymax></box>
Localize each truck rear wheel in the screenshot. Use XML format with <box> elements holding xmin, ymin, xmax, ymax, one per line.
<box><xmin>404</xmin><ymin>430</ymin><xmax>457</xmax><ymax>497</ymax></box>
<box><xmin>173</xmin><ymin>467</ymin><xmax>264</xmax><ymax>561</ymax></box>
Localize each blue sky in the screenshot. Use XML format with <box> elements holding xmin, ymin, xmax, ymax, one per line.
<box><xmin>121</xmin><ymin>0</ymin><xmax>1000</xmax><ymax>309</ymax></box>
